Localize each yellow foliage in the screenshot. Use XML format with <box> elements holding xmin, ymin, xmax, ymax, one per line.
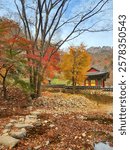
<box><xmin>60</xmin><ymin>44</ymin><xmax>91</xmax><ymax>85</ymax></box>
<box><xmin>0</xmin><ymin>68</ymin><xmax>6</xmax><ymax>81</ymax></box>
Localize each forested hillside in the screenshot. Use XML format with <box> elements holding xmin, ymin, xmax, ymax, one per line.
<box><xmin>88</xmin><ymin>46</ymin><xmax>113</xmax><ymax>86</ymax></box>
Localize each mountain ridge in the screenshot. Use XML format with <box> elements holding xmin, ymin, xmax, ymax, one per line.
<box><xmin>88</xmin><ymin>46</ymin><xmax>113</xmax><ymax>86</ymax></box>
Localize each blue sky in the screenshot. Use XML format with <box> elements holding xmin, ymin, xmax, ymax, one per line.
<box><xmin>0</xmin><ymin>0</ymin><xmax>113</xmax><ymax>49</ymax></box>
<box><xmin>60</xmin><ymin>0</ymin><xmax>113</xmax><ymax>49</ymax></box>
<box><xmin>61</xmin><ymin>30</ymin><xmax>113</xmax><ymax>49</ymax></box>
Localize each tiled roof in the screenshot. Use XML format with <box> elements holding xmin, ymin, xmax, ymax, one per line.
<box><xmin>86</xmin><ymin>71</ymin><xmax>109</xmax><ymax>76</ymax></box>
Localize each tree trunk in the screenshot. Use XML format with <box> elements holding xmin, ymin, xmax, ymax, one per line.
<box><xmin>36</xmin><ymin>76</ymin><xmax>42</xmax><ymax>97</ymax></box>
<box><xmin>2</xmin><ymin>77</ymin><xmax>7</xmax><ymax>100</ymax></box>
<box><xmin>32</xmin><ymin>66</ymin><xmax>44</xmax><ymax>98</ymax></box>
<box><xmin>29</xmin><ymin>67</ymin><xmax>33</xmax><ymax>89</ymax></box>
<box><xmin>72</xmin><ymin>76</ymin><xmax>76</xmax><ymax>94</ymax></box>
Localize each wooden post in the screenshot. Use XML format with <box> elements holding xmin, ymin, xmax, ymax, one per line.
<box><xmin>84</xmin><ymin>78</ymin><xmax>86</xmax><ymax>86</ymax></box>
<box><xmin>103</xmin><ymin>79</ymin><xmax>105</xmax><ymax>87</ymax></box>
<box><xmin>88</xmin><ymin>80</ymin><xmax>91</xmax><ymax>86</ymax></box>
<box><xmin>96</xmin><ymin>80</ymin><xmax>98</xmax><ymax>86</ymax></box>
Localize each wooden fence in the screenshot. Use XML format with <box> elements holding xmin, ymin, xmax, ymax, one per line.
<box><xmin>44</xmin><ymin>85</ymin><xmax>113</xmax><ymax>92</ymax></box>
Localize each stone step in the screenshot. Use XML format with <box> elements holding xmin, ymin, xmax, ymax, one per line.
<box><xmin>0</xmin><ymin>135</ymin><xmax>19</xmax><ymax>148</ymax></box>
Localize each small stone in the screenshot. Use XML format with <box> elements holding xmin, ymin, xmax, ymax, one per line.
<box><xmin>77</xmin><ymin>115</ymin><xmax>84</xmax><ymax>120</ymax></box>
<box><xmin>49</xmin><ymin>124</ymin><xmax>55</xmax><ymax>128</ymax></box>
<box><xmin>74</xmin><ymin>136</ymin><xmax>78</xmax><ymax>139</ymax></box>
<box><xmin>34</xmin><ymin>145</ymin><xmax>42</xmax><ymax>149</ymax></box>
<box><xmin>55</xmin><ymin>127</ymin><xmax>58</xmax><ymax>130</ymax></box>
<box><xmin>19</xmin><ymin>117</ymin><xmax>25</xmax><ymax>122</ymax></box>
<box><xmin>88</xmin><ymin>135</ymin><xmax>91</xmax><ymax>138</ymax></box>
<box><xmin>44</xmin><ymin>120</ymin><xmax>48</xmax><ymax>123</ymax></box>
<box><xmin>45</xmin><ymin>140</ymin><xmax>50</xmax><ymax>145</ymax></box>
<box><xmin>82</xmin><ymin>132</ymin><xmax>86</xmax><ymax>137</ymax></box>
<box><xmin>87</xmin><ymin>139</ymin><xmax>90</xmax><ymax>142</ymax></box>
<box><xmin>0</xmin><ymin>135</ymin><xmax>19</xmax><ymax>148</ymax></box>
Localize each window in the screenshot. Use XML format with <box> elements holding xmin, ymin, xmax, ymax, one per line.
<box><xmin>86</xmin><ymin>80</ymin><xmax>89</xmax><ymax>86</ymax></box>
<box><xmin>91</xmin><ymin>80</ymin><xmax>96</xmax><ymax>86</ymax></box>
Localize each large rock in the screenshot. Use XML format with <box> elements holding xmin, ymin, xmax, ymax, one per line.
<box><xmin>14</xmin><ymin>123</ymin><xmax>34</xmax><ymax>129</ymax></box>
<box><xmin>10</xmin><ymin>128</ymin><xmax>27</xmax><ymax>139</ymax></box>
<box><xmin>0</xmin><ymin>135</ymin><xmax>19</xmax><ymax>148</ymax></box>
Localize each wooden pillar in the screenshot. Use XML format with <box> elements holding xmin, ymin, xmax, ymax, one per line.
<box><xmin>84</xmin><ymin>78</ymin><xmax>86</xmax><ymax>86</ymax></box>
<box><xmin>102</xmin><ymin>79</ymin><xmax>105</xmax><ymax>88</ymax></box>
<box><xmin>96</xmin><ymin>80</ymin><xmax>98</xmax><ymax>86</ymax></box>
<box><xmin>88</xmin><ymin>80</ymin><xmax>91</xmax><ymax>86</ymax></box>
<box><xmin>103</xmin><ymin>80</ymin><xmax>105</xmax><ymax>87</ymax></box>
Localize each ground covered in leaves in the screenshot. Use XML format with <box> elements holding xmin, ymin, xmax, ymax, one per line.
<box><xmin>0</xmin><ymin>88</ymin><xmax>113</xmax><ymax>150</ymax></box>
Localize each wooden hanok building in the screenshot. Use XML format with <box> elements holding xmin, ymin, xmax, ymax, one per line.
<box><xmin>84</xmin><ymin>67</ymin><xmax>109</xmax><ymax>87</ymax></box>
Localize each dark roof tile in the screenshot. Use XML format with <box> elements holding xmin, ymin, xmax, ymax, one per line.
<box><xmin>86</xmin><ymin>71</ymin><xmax>109</xmax><ymax>76</ymax></box>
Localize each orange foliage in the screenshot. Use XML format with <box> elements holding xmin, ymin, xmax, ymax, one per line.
<box><xmin>60</xmin><ymin>44</ymin><xmax>91</xmax><ymax>85</ymax></box>
<box><xmin>25</xmin><ymin>45</ymin><xmax>60</xmax><ymax>81</ymax></box>
<box><xmin>0</xmin><ymin>18</ymin><xmax>60</xmax><ymax>86</ymax></box>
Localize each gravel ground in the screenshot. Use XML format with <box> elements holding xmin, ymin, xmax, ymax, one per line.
<box><xmin>0</xmin><ymin>91</ymin><xmax>113</xmax><ymax>150</ymax></box>
<box><xmin>32</xmin><ymin>92</ymin><xmax>113</xmax><ymax>114</ymax></box>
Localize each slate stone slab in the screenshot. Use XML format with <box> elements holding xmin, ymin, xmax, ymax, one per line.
<box><xmin>0</xmin><ymin>135</ymin><xmax>19</xmax><ymax>148</ymax></box>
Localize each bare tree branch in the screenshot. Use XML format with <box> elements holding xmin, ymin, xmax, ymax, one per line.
<box><xmin>13</xmin><ymin>0</ymin><xmax>112</xmax><ymax>96</ymax></box>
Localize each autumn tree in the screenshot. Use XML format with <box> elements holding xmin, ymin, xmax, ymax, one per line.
<box><xmin>0</xmin><ymin>18</ymin><xmax>32</xmax><ymax>99</ymax></box>
<box><xmin>60</xmin><ymin>44</ymin><xmax>91</xmax><ymax>86</ymax></box>
<box><xmin>12</xmin><ymin>0</ymin><xmax>112</xmax><ymax>97</ymax></box>
<box><xmin>26</xmin><ymin>45</ymin><xmax>60</xmax><ymax>86</ymax></box>
<box><xmin>43</xmin><ymin>49</ymin><xmax>60</xmax><ymax>83</ymax></box>
<box><xmin>0</xmin><ymin>19</ymin><xmax>19</xmax><ymax>99</ymax></box>
<box><xmin>0</xmin><ymin>65</ymin><xmax>14</xmax><ymax>99</ymax></box>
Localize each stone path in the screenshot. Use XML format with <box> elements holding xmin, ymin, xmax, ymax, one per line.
<box><xmin>0</xmin><ymin>109</ymin><xmax>43</xmax><ymax>148</ymax></box>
